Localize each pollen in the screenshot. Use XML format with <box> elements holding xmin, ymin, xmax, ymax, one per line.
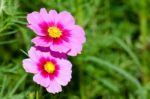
<box><xmin>44</xmin><ymin>61</ymin><xmax>55</xmax><ymax>73</ymax></box>
<box><xmin>48</xmin><ymin>27</ymin><xmax>62</xmax><ymax>38</ymax></box>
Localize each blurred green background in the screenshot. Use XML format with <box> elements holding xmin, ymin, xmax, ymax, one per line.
<box><xmin>0</xmin><ymin>0</ymin><xmax>150</xmax><ymax>99</ymax></box>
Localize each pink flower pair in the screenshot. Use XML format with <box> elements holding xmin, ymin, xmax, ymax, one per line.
<box><xmin>22</xmin><ymin>8</ymin><xmax>86</xmax><ymax>94</ymax></box>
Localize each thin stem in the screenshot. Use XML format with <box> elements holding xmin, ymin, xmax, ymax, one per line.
<box><xmin>139</xmin><ymin>0</ymin><xmax>149</xmax><ymax>85</ymax></box>
<box><xmin>36</xmin><ymin>90</ymin><xmax>39</xmax><ymax>99</ymax></box>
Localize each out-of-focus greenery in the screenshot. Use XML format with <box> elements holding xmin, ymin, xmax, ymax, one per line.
<box><xmin>0</xmin><ymin>0</ymin><xmax>150</xmax><ymax>99</ymax></box>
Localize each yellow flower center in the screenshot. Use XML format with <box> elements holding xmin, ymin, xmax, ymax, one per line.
<box><xmin>44</xmin><ymin>61</ymin><xmax>55</xmax><ymax>73</ymax></box>
<box><xmin>48</xmin><ymin>27</ymin><xmax>62</xmax><ymax>38</ymax></box>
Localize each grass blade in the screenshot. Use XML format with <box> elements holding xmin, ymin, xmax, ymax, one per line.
<box><xmin>85</xmin><ymin>56</ymin><xmax>146</xmax><ymax>99</ymax></box>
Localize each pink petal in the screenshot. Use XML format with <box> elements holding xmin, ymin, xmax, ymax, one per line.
<box><xmin>46</xmin><ymin>80</ymin><xmax>62</xmax><ymax>94</ymax></box>
<box><xmin>50</xmin><ymin>50</ymin><xmax>67</xmax><ymax>59</ymax></box>
<box><xmin>35</xmin><ymin>46</ymin><xmax>62</xmax><ymax>60</ymax></box>
<box><xmin>35</xmin><ymin>46</ymin><xmax>68</xmax><ymax>59</ymax></box>
<box><xmin>56</xmin><ymin>59</ymin><xmax>72</xmax><ymax>71</ymax></box>
<box><xmin>50</xmin><ymin>41</ymin><xmax>70</xmax><ymax>53</ymax></box>
<box><xmin>33</xmin><ymin>73</ymin><xmax>50</xmax><ymax>87</ymax></box>
<box><xmin>60</xmin><ymin>25</ymin><xmax>86</xmax><ymax>56</ymax></box>
<box><xmin>67</xmin><ymin>25</ymin><xmax>86</xmax><ymax>43</ymax></box>
<box><xmin>40</xmin><ymin>8</ymin><xmax>53</xmax><ymax>23</ymax></box>
<box><xmin>32</xmin><ymin>36</ymin><xmax>52</xmax><ymax>47</ymax></box>
<box><xmin>27</xmin><ymin>11</ymin><xmax>44</xmax><ymax>25</ymax></box>
<box><xmin>56</xmin><ymin>68</ymin><xmax>72</xmax><ymax>86</ymax></box>
<box><xmin>27</xmin><ymin>24</ymin><xmax>46</xmax><ymax>36</ymax></box>
<box><xmin>55</xmin><ymin>59</ymin><xmax>72</xmax><ymax>86</ymax></box>
<box><xmin>22</xmin><ymin>59</ymin><xmax>38</xmax><ymax>73</ymax></box>
<box><xmin>48</xmin><ymin>10</ymin><xmax>58</xmax><ymax>23</ymax></box>
<box><xmin>27</xmin><ymin>10</ymin><xmax>48</xmax><ymax>36</ymax></box>
<box><xmin>67</xmin><ymin>38</ymin><xmax>83</xmax><ymax>56</ymax></box>
<box><xmin>50</xmin><ymin>24</ymin><xmax>85</xmax><ymax>55</ymax></box>
<box><xmin>28</xmin><ymin>47</ymin><xmax>43</xmax><ymax>62</ymax></box>
<box><xmin>57</xmin><ymin>11</ymin><xmax>75</xmax><ymax>25</ymax></box>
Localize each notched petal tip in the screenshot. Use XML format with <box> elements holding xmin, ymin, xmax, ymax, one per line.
<box><xmin>27</xmin><ymin>12</ymin><xmax>38</xmax><ymax>22</ymax></box>
<box><xmin>57</xmin><ymin>10</ymin><xmax>75</xmax><ymax>25</ymax></box>
<box><xmin>33</xmin><ymin>73</ymin><xmax>50</xmax><ymax>88</ymax></box>
<box><xmin>49</xmin><ymin>10</ymin><xmax>58</xmax><ymax>14</ymax></box>
<box><xmin>22</xmin><ymin>59</ymin><xmax>38</xmax><ymax>74</ymax></box>
<box><xmin>28</xmin><ymin>47</ymin><xmax>36</xmax><ymax>55</ymax></box>
<box><xmin>40</xmin><ymin>8</ymin><xmax>47</xmax><ymax>12</ymax></box>
<box><xmin>46</xmin><ymin>82</ymin><xmax>62</xmax><ymax>94</ymax></box>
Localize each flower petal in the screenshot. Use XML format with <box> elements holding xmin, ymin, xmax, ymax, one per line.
<box><xmin>48</xmin><ymin>10</ymin><xmax>58</xmax><ymax>23</ymax></box>
<box><xmin>67</xmin><ymin>25</ymin><xmax>86</xmax><ymax>43</ymax></box>
<box><xmin>46</xmin><ymin>80</ymin><xmax>62</xmax><ymax>94</ymax></box>
<box><xmin>67</xmin><ymin>38</ymin><xmax>83</xmax><ymax>56</ymax></box>
<box><xmin>50</xmin><ymin>41</ymin><xmax>70</xmax><ymax>53</ymax></box>
<box><xmin>55</xmin><ymin>59</ymin><xmax>72</xmax><ymax>86</ymax></box>
<box><xmin>22</xmin><ymin>59</ymin><xmax>38</xmax><ymax>73</ymax></box>
<box><xmin>28</xmin><ymin>47</ymin><xmax>42</xmax><ymax>62</ymax></box>
<box><xmin>27</xmin><ymin>24</ymin><xmax>46</xmax><ymax>36</ymax></box>
<box><xmin>57</xmin><ymin>59</ymin><xmax>72</xmax><ymax>71</ymax></box>
<box><xmin>27</xmin><ymin>11</ymin><xmax>43</xmax><ymax>25</ymax></box>
<box><xmin>57</xmin><ymin>11</ymin><xmax>75</xmax><ymax>25</ymax></box>
<box><xmin>33</xmin><ymin>73</ymin><xmax>50</xmax><ymax>87</ymax></box>
<box><xmin>56</xmin><ymin>69</ymin><xmax>72</xmax><ymax>86</ymax></box>
<box><xmin>50</xmin><ymin>50</ymin><xmax>67</xmax><ymax>59</ymax></box>
<box><xmin>40</xmin><ymin>8</ymin><xmax>52</xmax><ymax>23</ymax></box>
<box><xmin>32</xmin><ymin>36</ymin><xmax>52</xmax><ymax>47</ymax></box>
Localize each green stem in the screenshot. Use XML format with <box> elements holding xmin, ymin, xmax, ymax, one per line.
<box><xmin>79</xmin><ymin>64</ymin><xmax>85</xmax><ymax>99</ymax></box>
<box><xmin>76</xmin><ymin>0</ymin><xmax>84</xmax><ymax>26</ymax></box>
<box><xmin>140</xmin><ymin>8</ymin><xmax>147</xmax><ymax>44</ymax></box>
<box><xmin>139</xmin><ymin>0</ymin><xmax>149</xmax><ymax>85</ymax></box>
<box><xmin>36</xmin><ymin>90</ymin><xmax>39</xmax><ymax>99</ymax></box>
<box><xmin>85</xmin><ymin>56</ymin><xmax>146</xmax><ymax>99</ymax></box>
<box><xmin>105</xmin><ymin>0</ymin><xmax>111</xmax><ymax>32</ymax></box>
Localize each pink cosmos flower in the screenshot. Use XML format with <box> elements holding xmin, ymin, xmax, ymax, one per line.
<box><xmin>22</xmin><ymin>47</ymin><xmax>72</xmax><ymax>94</ymax></box>
<box><xmin>27</xmin><ymin>8</ymin><xmax>86</xmax><ymax>56</ymax></box>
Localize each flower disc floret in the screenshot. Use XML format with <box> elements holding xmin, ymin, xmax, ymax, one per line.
<box><xmin>48</xmin><ymin>27</ymin><xmax>62</xmax><ymax>38</ymax></box>
<box><xmin>44</xmin><ymin>61</ymin><xmax>55</xmax><ymax>73</ymax></box>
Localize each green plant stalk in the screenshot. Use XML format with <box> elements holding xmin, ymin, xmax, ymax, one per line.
<box><xmin>105</xmin><ymin>0</ymin><xmax>111</xmax><ymax>32</ymax></box>
<box><xmin>139</xmin><ymin>0</ymin><xmax>149</xmax><ymax>85</ymax></box>
<box><xmin>85</xmin><ymin>56</ymin><xmax>146</xmax><ymax>99</ymax></box>
<box><xmin>76</xmin><ymin>0</ymin><xmax>84</xmax><ymax>26</ymax></box>
<box><xmin>9</xmin><ymin>74</ymin><xmax>27</xmax><ymax>96</ymax></box>
<box><xmin>78</xmin><ymin>63</ymin><xmax>84</xmax><ymax>99</ymax></box>
<box><xmin>36</xmin><ymin>90</ymin><xmax>39</xmax><ymax>99</ymax></box>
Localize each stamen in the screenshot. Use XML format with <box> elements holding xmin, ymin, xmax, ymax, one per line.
<box><xmin>48</xmin><ymin>27</ymin><xmax>62</xmax><ymax>38</ymax></box>
<box><xmin>44</xmin><ymin>61</ymin><xmax>55</xmax><ymax>73</ymax></box>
